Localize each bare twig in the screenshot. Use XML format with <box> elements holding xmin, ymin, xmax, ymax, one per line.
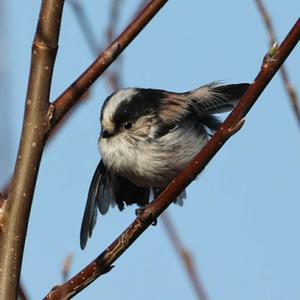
<box><xmin>105</xmin><ymin>0</ymin><xmax>123</xmax><ymax>92</ymax></box>
<box><xmin>106</xmin><ymin>0</ymin><xmax>121</xmax><ymax>42</ymax></box>
<box><xmin>62</xmin><ymin>254</ymin><xmax>73</xmax><ymax>282</ymax></box>
<box><xmin>255</xmin><ymin>0</ymin><xmax>300</xmax><ymax>126</ymax></box>
<box><xmin>19</xmin><ymin>281</ymin><xmax>30</xmax><ymax>300</ymax></box>
<box><xmin>51</xmin><ymin>0</ymin><xmax>169</xmax><ymax>129</ymax></box>
<box><xmin>69</xmin><ymin>0</ymin><xmax>123</xmax><ymax>92</ymax></box>
<box><xmin>44</xmin><ymin>18</ymin><xmax>300</xmax><ymax>300</ymax></box>
<box><xmin>161</xmin><ymin>213</ymin><xmax>209</xmax><ymax>300</ymax></box>
<box><xmin>68</xmin><ymin>1</ymin><xmax>99</xmax><ymax>54</ymax></box>
<box><xmin>134</xmin><ymin>0</ymin><xmax>150</xmax><ymax>18</ymax></box>
<box><xmin>0</xmin><ymin>1</ymin><xmax>65</xmax><ymax>299</ymax></box>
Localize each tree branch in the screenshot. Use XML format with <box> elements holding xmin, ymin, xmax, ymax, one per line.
<box><xmin>62</xmin><ymin>254</ymin><xmax>73</xmax><ymax>283</ymax></box>
<box><xmin>68</xmin><ymin>1</ymin><xmax>100</xmax><ymax>54</ymax></box>
<box><xmin>0</xmin><ymin>1</ymin><xmax>65</xmax><ymax>299</ymax></box>
<box><xmin>0</xmin><ymin>1</ymin><xmax>168</xmax><ymax>298</ymax></box>
<box><xmin>51</xmin><ymin>0</ymin><xmax>168</xmax><ymax>129</ymax></box>
<box><xmin>19</xmin><ymin>281</ymin><xmax>30</xmax><ymax>300</ymax></box>
<box><xmin>255</xmin><ymin>0</ymin><xmax>300</xmax><ymax>126</ymax></box>
<box><xmin>71</xmin><ymin>3</ymin><xmax>209</xmax><ymax>296</ymax></box>
<box><xmin>44</xmin><ymin>17</ymin><xmax>300</xmax><ymax>300</ymax></box>
<box><xmin>161</xmin><ymin>213</ymin><xmax>209</xmax><ymax>300</ymax></box>
<box><xmin>71</xmin><ymin>3</ymin><xmax>208</xmax><ymax>296</ymax></box>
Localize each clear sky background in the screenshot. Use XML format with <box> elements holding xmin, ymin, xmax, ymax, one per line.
<box><xmin>1</xmin><ymin>1</ymin><xmax>300</xmax><ymax>299</ymax></box>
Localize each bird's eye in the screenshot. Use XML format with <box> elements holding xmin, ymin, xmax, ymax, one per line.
<box><xmin>123</xmin><ymin>121</ymin><xmax>132</xmax><ymax>129</ymax></box>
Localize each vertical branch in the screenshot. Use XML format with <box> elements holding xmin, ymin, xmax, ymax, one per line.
<box><xmin>0</xmin><ymin>1</ymin><xmax>65</xmax><ymax>299</ymax></box>
<box><xmin>161</xmin><ymin>213</ymin><xmax>209</xmax><ymax>300</ymax></box>
<box><xmin>255</xmin><ymin>0</ymin><xmax>300</xmax><ymax>126</ymax></box>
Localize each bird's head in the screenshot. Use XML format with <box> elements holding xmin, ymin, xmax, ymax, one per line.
<box><xmin>99</xmin><ymin>87</ymin><xmax>190</xmax><ymax>146</ymax></box>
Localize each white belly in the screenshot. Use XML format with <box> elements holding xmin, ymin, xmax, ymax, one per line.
<box><xmin>99</xmin><ymin>127</ymin><xmax>208</xmax><ymax>187</ymax></box>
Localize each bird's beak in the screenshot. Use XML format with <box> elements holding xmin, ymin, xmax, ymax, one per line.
<box><xmin>101</xmin><ymin>129</ymin><xmax>114</xmax><ymax>138</ymax></box>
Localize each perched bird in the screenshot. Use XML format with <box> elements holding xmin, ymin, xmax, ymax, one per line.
<box><xmin>80</xmin><ymin>82</ymin><xmax>249</xmax><ymax>249</ymax></box>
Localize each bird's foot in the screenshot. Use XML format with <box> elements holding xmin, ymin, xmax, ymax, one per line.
<box><xmin>135</xmin><ymin>204</ymin><xmax>157</xmax><ymax>226</ymax></box>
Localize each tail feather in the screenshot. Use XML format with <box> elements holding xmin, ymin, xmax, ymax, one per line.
<box><xmin>189</xmin><ymin>83</ymin><xmax>250</xmax><ymax>116</ymax></box>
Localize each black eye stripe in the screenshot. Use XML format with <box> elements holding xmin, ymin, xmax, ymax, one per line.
<box><xmin>112</xmin><ymin>89</ymin><xmax>164</xmax><ymax>127</ymax></box>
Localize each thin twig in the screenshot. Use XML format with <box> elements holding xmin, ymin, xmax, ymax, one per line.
<box><xmin>161</xmin><ymin>213</ymin><xmax>209</xmax><ymax>300</ymax></box>
<box><xmin>0</xmin><ymin>1</ymin><xmax>65</xmax><ymax>299</ymax></box>
<box><xmin>105</xmin><ymin>0</ymin><xmax>123</xmax><ymax>92</ymax></box>
<box><xmin>68</xmin><ymin>1</ymin><xmax>99</xmax><ymax>54</ymax></box>
<box><xmin>106</xmin><ymin>0</ymin><xmax>121</xmax><ymax>43</ymax></box>
<box><xmin>255</xmin><ymin>0</ymin><xmax>300</xmax><ymax>126</ymax></box>
<box><xmin>19</xmin><ymin>281</ymin><xmax>30</xmax><ymax>300</ymax></box>
<box><xmin>51</xmin><ymin>0</ymin><xmax>169</xmax><ymax>129</ymax></box>
<box><xmin>62</xmin><ymin>254</ymin><xmax>73</xmax><ymax>283</ymax></box>
<box><xmin>68</xmin><ymin>0</ymin><xmax>123</xmax><ymax>92</ymax></box>
<box><xmin>44</xmin><ymin>18</ymin><xmax>300</xmax><ymax>300</ymax></box>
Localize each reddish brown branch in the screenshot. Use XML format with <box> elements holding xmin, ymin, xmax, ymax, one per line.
<box><xmin>105</xmin><ymin>0</ymin><xmax>123</xmax><ymax>92</ymax></box>
<box><xmin>255</xmin><ymin>0</ymin><xmax>300</xmax><ymax>126</ymax></box>
<box><xmin>69</xmin><ymin>0</ymin><xmax>123</xmax><ymax>93</ymax></box>
<box><xmin>44</xmin><ymin>17</ymin><xmax>300</xmax><ymax>300</ymax></box>
<box><xmin>51</xmin><ymin>0</ymin><xmax>168</xmax><ymax>129</ymax></box>
<box><xmin>0</xmin><ymin>1</ymin><xmax>65</xmax><ymax>299</ymax></box>
<box><xmin>161</xmin><ymin>213</ymin><xmax>209</xmax><ymax>300</ymax></box>
<box><xmin>19</xmin><ymin>281</ymin><xmax>30</xmax><ymax>300</ymax></box>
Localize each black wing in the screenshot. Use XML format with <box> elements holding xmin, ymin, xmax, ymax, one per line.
<box><xmin>80</xmin><ymin>160</ymin><xmax>150</xmax><ymax>249</ymax></box>
<box><xmin>80</xmin><ymin>160</ymin><xmax>108</xmax><ymax>249</ymax></box>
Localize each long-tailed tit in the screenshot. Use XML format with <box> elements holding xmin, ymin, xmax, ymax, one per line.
<box><xmin>80</xmin><ymin>82</ymin><xmax>249</xmax><ymax>249</ymax></box>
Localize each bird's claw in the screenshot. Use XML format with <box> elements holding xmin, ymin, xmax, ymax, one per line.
<box><xmin>135</xmin><ymin>204</ymin><xmax>157</xmax><ymax>226</ymax></box>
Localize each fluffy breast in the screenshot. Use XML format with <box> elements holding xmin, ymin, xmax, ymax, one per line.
<box><xmin>99</xmin><ymin>120</ymin><xmax>208</xmax><ymax>188</ymax></box>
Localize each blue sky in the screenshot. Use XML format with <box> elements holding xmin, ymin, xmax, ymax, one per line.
<box><xmin>2</xmin><ymin>1</ymin><xmax>300</xmax><ymax>299</ymax></box>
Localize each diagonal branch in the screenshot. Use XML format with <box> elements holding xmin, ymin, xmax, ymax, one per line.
<box><xmin>255</xmin><ymin>0</ymin><xmax>300</xmax><ymax>126</ymax></box>
<box><xmin>69</xmin><ymin>0</ymin><xmax>123</xmax><ymax>92</ymax></box>
<box><xmin>44</xmin><ymin>17</ymin><xmax>300</xmax><ymax>300</ymax></box>
<box><xmin>19</xmin><ymin>281</ymin><xmax>30</xmax><ymax>300</ymax></box>
<box><xmin>0</xmin><ymin>1</ymin><xmax>65</xmax><ymax>299</ymax></box>
<box><xmin>51</xmin><ymin>0</ymin><xmax>168</xmax><ymax>129</ymax></box>
<box><xmin>161</xmin><ymin>213</ymin><xmax>209</xmax><ymax>300</ymax></box>
<box><xmin>71</xmin><ymin>3</ymin><xmax>209</xmax><ymax>296</ymax></box>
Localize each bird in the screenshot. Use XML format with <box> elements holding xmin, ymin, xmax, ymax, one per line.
<box><xmin>80</xmin><ymin>82</ymin><xmax>250</xmax><ymax>249</ymax></box>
